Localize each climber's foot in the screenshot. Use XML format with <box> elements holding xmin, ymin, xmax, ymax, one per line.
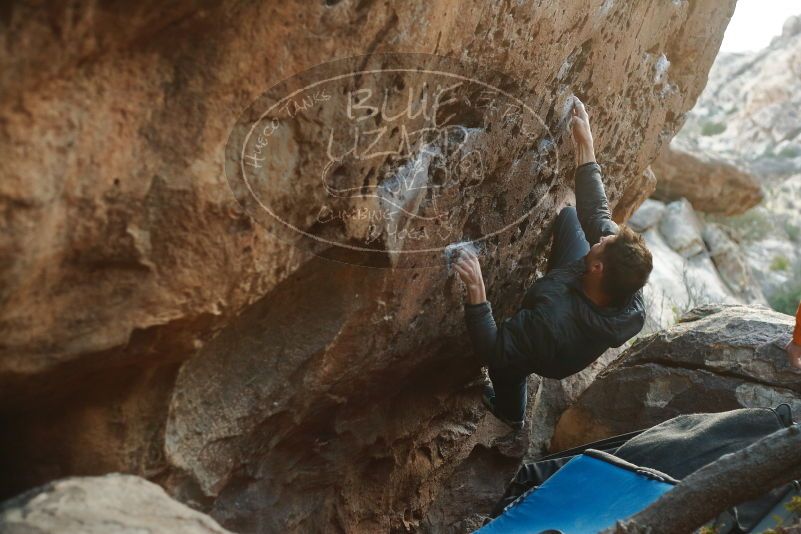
<box><xmin>481</xmin><ymin>384</ymin><xmax>524</xmax><ymax>431</ymax></box>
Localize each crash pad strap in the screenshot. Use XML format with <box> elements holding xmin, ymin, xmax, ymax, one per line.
<box><xmin>584</xmin><ymin>449</ymin><xmax>679</xmax><ymax>485</ymax></box>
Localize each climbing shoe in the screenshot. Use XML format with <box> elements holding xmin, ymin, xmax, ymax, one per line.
<box><xmin>481</xmin><ymin>384</ymin><xmax>524</xmax><ymax>431</ymax></box>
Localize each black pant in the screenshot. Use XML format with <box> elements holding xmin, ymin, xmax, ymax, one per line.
<box><xmin>465</xmin><ymin>206</ymin><xmax>590</xmax><ymax>422</ymax></box>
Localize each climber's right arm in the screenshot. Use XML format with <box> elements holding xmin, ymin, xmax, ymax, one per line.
<box><xmin>575</xmin><ymin>161</ymin><xmax>618</xmax><ymax>245</ymax></box>
<box><xmin>570</xmin><ymin>96</ymin><xmax>618</xmax><ymax>245</ymax></box>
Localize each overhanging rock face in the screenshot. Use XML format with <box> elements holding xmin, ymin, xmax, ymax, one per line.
<box><xmin>0</xmin><ymin>1</ymin><xmax>736</xmax><ymax>531</ymax></box>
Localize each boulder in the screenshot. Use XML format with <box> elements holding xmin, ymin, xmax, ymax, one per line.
<box><xmin>613</xmin><ymin>166</ymin><xmax>658</xmax><ymax>224</ymax></box>
<box><xmin>0</xmin><ymin>474</ymin><xmax>231</xmax><ymax>534</ymax></box>
<box><xmin>670</xmin><ymin>12</ymin><xmax>801</xmax><ymax>179</ymax></box>
<box><xmin>702</xmin><ymin>223</ymin><xmax>767</xmax><ymax>304</ymax></box>
<box><xmin>628</xmin><ymin>198</ymin><xmax>666</xmax><ymax>233</ymax></box>
<box><xmin>684</xmin><ymin>253</ymin><xmax>738</xmax><ymax>306</ymax></box>
<box><xmin>551</xmin><ymin>304</ymin><xmax>800</xmax><ymax>451</ymax></box>
<box><xmin>651</xmin><ymin>146</ymin><xmax>763</xmax><ymax>215</ymax></box>
<box><xmin>743</xmin><ymin>238</ymin><xmax>801</xmax><ymax>302</ymax></box>
<box><xmin>0</xmin><ymin>0</ymin><xmax>738</xmax><ymax>530</ymax></box>
<box><xmin>641</xmin><ymin>229</ymin><xmax>691</xmax><ymax>333</ymax></box>
<box><xmin>658</xmin><ymin>198</ymin><xmax>706</xmax><ymax>257</ymax></box>
<box><xmin>639</xmin><ymin>221</ymin><xmax>739</xmax><ymax>337</ymax></box>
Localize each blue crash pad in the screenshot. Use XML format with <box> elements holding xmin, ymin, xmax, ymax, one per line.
<box><xmin>476</xmin><ymin>450</ymin><xmax>676</xmax><ymax>534</ymax></box>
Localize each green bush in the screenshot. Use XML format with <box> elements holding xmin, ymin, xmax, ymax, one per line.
<box><xmin>778</xmin><ymin>145</ymin><xmax>801</xmax><ymax>159</ymax></box>
<box><xmin>768</xmin><ymin>279</ymin><xmax>801</xmax><ymax>316</ymax></box>
<box><xmin>771</xmin><ymin>255</ymin><xmax>791</xmax><ymax>271</ymax></box>
<box><xmin>763</xmin><ymin>495</ymin><xmax>801</xmax><ymax>533</ymax></box>
<box><xmin>708</xmin><ymin>208</ymin><xmax>773</xmax><ymax>242</ymax></box>
<box><xmin>700</xmin><ymin>121</ymin><xmax>726</xmax><ymax>136</ymax></box>
<box><xmin>786</xmin><ymin>223</ymin><xmax>801</xmax><ymax>243</ymax></box>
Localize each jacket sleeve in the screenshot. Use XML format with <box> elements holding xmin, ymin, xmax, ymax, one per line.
<box><xmin>794</xmin><ymin>301</ymin><xmax>801</xmax><ymax>345</ymax></box>
<box><xmin>463</xmin><ymin>301</ymin><xmax>501</xmax><ymax>365</ymax></box>
<box><xmin>575</xmin><ymin>161</ymin><xmax>619</xmax><ymax>245</ymax></box>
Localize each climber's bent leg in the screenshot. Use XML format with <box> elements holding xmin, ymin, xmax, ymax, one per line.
<box><xmin>487</xmin><ymin>363</ymin><xmax>527</xmax><ymax>423</ymax></box>
<box><xmin>463</xmin><ymin>301</ymin><xmax>527</xmax><ymax>423</ymax></box>
<box><xmin>547</xmin><ymin>206</ymin><xmax>590</xmax><ymax>272</ymax></box>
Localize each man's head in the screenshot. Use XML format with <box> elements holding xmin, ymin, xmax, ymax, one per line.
<box><xmin>584</xmin><ymin>225</ymin><xmax>653</xmax><ymax>306</ymax></box>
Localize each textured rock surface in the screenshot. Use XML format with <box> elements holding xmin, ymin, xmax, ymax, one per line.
<box><xmin>552</xmin><ymin>304</ymin><xmax>801</xmax><ymax>450</ymax></box>
<box><xmin>672</xmin><ymin>14</ymin><xmax>801</xmax><ymax>177</ymax></box>
<box><xmin>622</xmin><ymin>194</ymin><xmax>768</xmax><ymax>343</ymax></box>
<box><xmin>706</xmin><ymin>174</ymin><xmax>801</xmax><ymax>311</ymax></box>
<box><xmin>666</xmin><ymin>12</ymin><xmax>801</xmax><ymax>314</ymax></box>
<box><xmin>0</xmin><ymin>473</ymin><xmax>231</xmax><ymax>534</ymax></box>
<box><xmin>702</xmin><ymin>223</ymin><xmax>767</xmax><ymax>304</ymax></box>
<box><xmin>651</xmin><ymin>146</ymin><xmax>763</xmax><ymax>215</ymax></box>
<box><xmin>612</xmin><ymin>166</ymin><xmax>658</xmax><ymax>224</ymax></box>
<box><xmin>0</xmin><ymin>1</ymin><xmax>736</xmax><ymax>531</ymax></box>
<box><xmin>636</xmin><ymin>197</ymin><xmax>745</xmax><ymax>338</ymax></box>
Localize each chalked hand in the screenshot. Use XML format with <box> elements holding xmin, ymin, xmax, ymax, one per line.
<box><xmin>453</xmin><ymin>248</ymin><xmax>487</xmax><ymax>305</ymax></box>
<box><xmin>570</xmin><ymin>96</ymin><xmax>596</xmax><ymax>165</ymax></box>
<box><xmin>570</xmin><ymin>96</ymin><xmax>593</xmax><ymax>148</ymax></box>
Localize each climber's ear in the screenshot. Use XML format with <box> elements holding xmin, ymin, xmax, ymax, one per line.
<box><xmin>588</xmin><ymin>257</ymin><xmax>604</xmax><ymax>275</ymax></box>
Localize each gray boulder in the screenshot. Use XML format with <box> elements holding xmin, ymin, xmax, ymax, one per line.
<box><xmin>628</xmin><ymin>199</ymin><xmax>667</xmax><ymax>232</ymax></box>
<box><xmin>552</xmin><ymin>304</ymin><xmax>800</xmax><ymax>450</ymax></box>
<box><xmin>639</xmin><ymin>228</ymin><xmax>736</xmax><ymax>335</ymax></box>
<box><xmin>0</xmin><ymin>473</ymin><xmax>232</xmax><ymax>534</ymax></box>
<box><xmin>659</xmin><ymin>199</ymin><xmax>706</xmax><ymax>257</ymax></box>
<box><xmin>702</xmin><ymin>223</ymin><xmax>767</xmax><ymax>304</ymax></box>
<box><xmin>641</xmin><ymin>229</ymin><xmax>691</xmax><ymax>333</ymax></box>
<box><xmin>684</xmin><ymin>252</ymin><xmax>738</xmax><ymax>306</ymax></box>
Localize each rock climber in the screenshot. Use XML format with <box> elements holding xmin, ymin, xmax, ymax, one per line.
<box><xmin>786</xmin><ymin>301</ymin><xmax>801</xmax><ymax>369</ymax></box>
<box><xmin>452</xmin><ymin>96</ymin><xmax>653</xmax><ymax>430</ymax></box>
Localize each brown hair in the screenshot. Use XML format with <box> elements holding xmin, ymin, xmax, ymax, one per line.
<box><xmin>601</xmin><ymin>225</ymin><xmax>653</xmax><ymax>306</ymax></box>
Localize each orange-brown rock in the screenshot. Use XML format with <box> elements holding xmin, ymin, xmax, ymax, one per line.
<box><xmin>613</xmin><ymin>166</ymin><xmax>657</xmax><ymax>223</ymax></box>
<box><xmin>0</xmin><ymin>1</ymin><xmax>736</xmax><ymax>531</ymax></box>
<box><xmin>651</xmin><ymin>145</ymin><xmax>763</xmax><ymax>214</ymax></box>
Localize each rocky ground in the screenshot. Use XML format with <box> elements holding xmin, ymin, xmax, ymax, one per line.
<box><xmin>705</xmin><ymin>175</ymin><xmax>801</xmax><ymax>315</ymax></box>
<box><xmin>552</xmin><ymin>304</ymin><xmax>799</xmax><ymax>450</ymax></box>
<box><xmin>627</xmin><ymin>196</ymin><xmax>765</xmax><ymax>335</ymax></box>
<box><xmin>0</xmin><ymin>474</ymin><xmax>233</xmax><ymax>534</ymax></box>
<box><xmin>660</xmin><ymin>13</ymin><xmax>801</xmax><ymax>316</ymax></box>
<box><xmin>670</xmin><ymin>14</ymin><xmax>801</xmax><ymax>177</ymax></box>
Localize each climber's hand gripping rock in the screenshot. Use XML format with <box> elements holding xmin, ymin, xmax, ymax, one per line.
<box><xmin>453</xmin><ymin>248</ymin><xmax>487</xmax><ymax>305</ymax></box>
<box><xmin>570</xmin><ymin>96</ymin><xmax>597</xmax><ymax>166</ymax></box>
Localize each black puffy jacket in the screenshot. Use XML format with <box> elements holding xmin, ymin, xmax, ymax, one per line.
<box><xmin>470</xmin><ymin>162</ymin><xmax>646</xmax><ymax>379</ymax></box>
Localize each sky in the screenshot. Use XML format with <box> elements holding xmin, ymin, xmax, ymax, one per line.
<box><xmin>719</xmin><ymin>0</ymin><xmax>801</xmax><ymax>53</ymax></box>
